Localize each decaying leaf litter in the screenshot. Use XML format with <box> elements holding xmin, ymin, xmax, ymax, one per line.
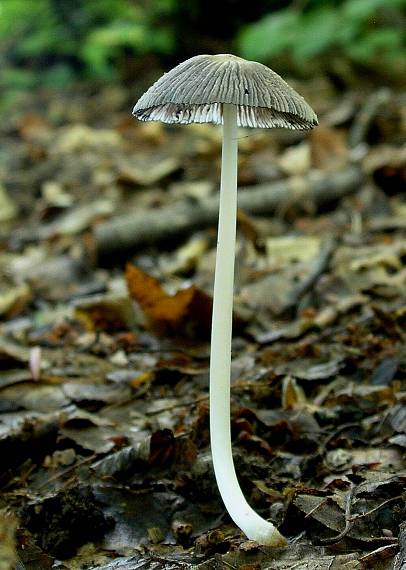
<box><xmin>0</xmin><ymin>78</ymin><xmax>405</xmax><ymax>570</ymax></box>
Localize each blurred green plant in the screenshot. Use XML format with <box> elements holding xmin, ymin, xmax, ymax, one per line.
<box><xmin>0</xmin><ymin>0</ymin><xmax>175</xmax><ymax>91</ymax></box>
<box><xmin>0</xmin><ymin>0</ymin><xmax>405</xmax><ymax>101</ymax></box>
<box><xmin>238</xmin><ymin>0</ymin><xmax>405</xmax><ymax>70</ymax></box>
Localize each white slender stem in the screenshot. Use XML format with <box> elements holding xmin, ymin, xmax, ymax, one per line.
<box><xmin>209</xmin><ymin>103</ymin><xmax>286</xmax><ymax>547</ymax></box>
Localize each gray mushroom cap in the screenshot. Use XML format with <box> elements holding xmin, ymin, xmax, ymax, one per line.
<box><xmin>133</xmin><ymin>54</ymin><xmax>318</xmax><ymax>130</ymax></box>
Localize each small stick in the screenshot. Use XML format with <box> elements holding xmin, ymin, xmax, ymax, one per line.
<box><xmin>95</xmin><ymin>167</ymin><xmax>362</xmax><ymax>258</ymax></box>
<box><xmin>318</xmin><ymin>483</ymin><xmax>355</xmax><ymax>545</ymax></box>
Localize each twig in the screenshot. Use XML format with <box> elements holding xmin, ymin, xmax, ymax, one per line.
<box><xmin>34</xmin><ymin>454</ymin><xmax>97</xmax><ymax>490</ymax></box>
<box><xmin>145</xmin><ymin>396</ymin><xmax>208</xmax><ymax>416</ymax></box>
<box><xmin>318</xmin><ymin>483</ymin><xmax>356</xmax><ymax>545</ymax></box>
<box><xmin>95</xmin><ymin>167</ymin><xmax>362</xmax><ymax>259</ymax></box>
<box><xmin>349</xmin><ymin>495</ymin><xmax>403</xmax><ymax>522</ymax></box>
<box><xmin>304</xmin><ymin>498</ymin><xmax>329</xmax><ymax>519</ymax></box>
<box><xmin>280</xmin><ymin>238</ymin><xmax>336</xmax><ymax>316</ymax></box>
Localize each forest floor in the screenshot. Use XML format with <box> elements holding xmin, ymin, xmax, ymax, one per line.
<box><xmin>0</xmin><ymin>76</ymin><xmax>405</xmax><ymax>569</ymax></box>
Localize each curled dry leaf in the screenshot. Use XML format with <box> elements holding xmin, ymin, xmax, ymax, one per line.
<box><xmin>126</xmin><ymin>263</ymin><xmax>212</xmax><ymax>338</ymax></box>
<box><xmin>281</xmin><ymin>376</ymin><xmax>307</xmax><ymax>410</ymax></box>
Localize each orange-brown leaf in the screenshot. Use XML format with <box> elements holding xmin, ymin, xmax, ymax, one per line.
<box><xmin>125</xmin><ymin>263</ymin><xmax>212</xmax><ymax>338</ymax></box>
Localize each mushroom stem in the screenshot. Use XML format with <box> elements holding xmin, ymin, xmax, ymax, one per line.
<box><xmin>210</xmin><ymin>103</ymin><xmax>287</xmax><ymax>547</ymax></box>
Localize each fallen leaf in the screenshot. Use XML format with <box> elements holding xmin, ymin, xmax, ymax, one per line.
<box><xmin>116</xmin><ymin>155</ymin><xmax>180</xmax><ymax>186</ymax></box>
<box><xmin>281</xmin><ymin>376</ymin><xmax>307</xmax><ymax>410</ymax></box>
<box><xmin>53</xmin><ymin>124</ymin><xmax>121</xmax><ymax>153</ymax></box>
<box><xmin>126</xmin><ymin>263</ymin><xmax>212</xmax><ymax>338</ymax></box>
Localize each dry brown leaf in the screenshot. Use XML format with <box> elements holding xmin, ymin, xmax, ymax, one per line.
<box><xmin>129</xmin><ymin>370</ymin><xmax>155</xmax><ymax>389</ymax></box>
<box><xmin>126</xmin><ymin>263</ymin><xmax>212</xmax><ymax>338</ymax></box>
<box><xmin>281</xmin><ymin>376</ymin><xmax>307</xmax><ymax>410</ymax></box>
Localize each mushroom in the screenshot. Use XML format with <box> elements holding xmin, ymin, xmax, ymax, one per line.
<box><xmin>133</xmin><ymin>54</ymin><xmax>318</xmax><ymax>546</ymax></box>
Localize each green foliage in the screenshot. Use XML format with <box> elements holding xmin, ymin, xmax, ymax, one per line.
<box><xmin>236</xmin><ymin>11</ymin><xmax>301</xmax><ymax>61</ymax></box>
<box><xmin>0</xmin><ymin>0</ymin><xmax>175</xmax><ymax>87</ymax></box>
<box><xmin>0</xmin><ymin>0</ymin><xmax>404</xmax><ymax>96</ymax></box>
<box><xmin>238</xmin><ymin>0</ymin><xmax>406</xmax><ymax>66</ymax></box>
<box><xmin>81</xmin><ymin>19</ymin><xmax>173</xmax><ymax>79</ymax></box>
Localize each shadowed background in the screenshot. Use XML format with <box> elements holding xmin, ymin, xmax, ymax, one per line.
<box><xmin>1</xmin><ymin>0</ymin><xmax>405</xmax><ymax>110</ymax></box>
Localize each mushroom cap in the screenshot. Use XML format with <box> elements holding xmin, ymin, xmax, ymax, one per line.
<box><xmin>133</xmin><ymin>54</ymin><xmax>318</xmax><ymax>130</ymax></box>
